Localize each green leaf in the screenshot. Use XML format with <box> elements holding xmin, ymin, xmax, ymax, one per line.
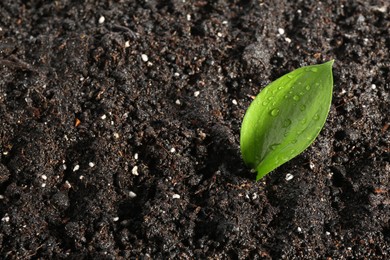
<box><xmin>240</xmin><ymin>60</ymin><xmax>334</xmax><ymax>180</ymax></box>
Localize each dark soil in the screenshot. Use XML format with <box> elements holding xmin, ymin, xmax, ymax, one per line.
<box><xmin>0</xmin><ymin>0</ymin><xmax>389</xmax><ymax>259</ymax></box>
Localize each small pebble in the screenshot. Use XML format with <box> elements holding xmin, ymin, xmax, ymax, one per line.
<box><xmin>41</xmin><ymin>183</ymin><xmax>46</xmax><ymax>188</ymax></box>
<box><xmin>141</xmin><ymin>54</ymin><xmax>148</xmax><ymax>62</ymax></box>
<box><xmin>297</xmin><ymin>227</ymin><xmax>302</xmax><ymax>232</ymax></box>
<box><xmin>232</xmin><ymin>99</ymin><xmax>238</xmax><ymax>105</ymax></box>
<box><xmin>125</xmin><ymin>41</ymin><xmax>130</xmax><ymax>48</ymax></box>
<box><xmin>134</xmin><ymin>153</ymin><xmax>138</xmax><ymax>160</ymax></box>
<box><xmin>174</xmin><ymin>72</ymin><xmax>180</xmax><ymax>77</ymax></box>
<box><xmin>175</xmin><ymin>99</ymin><xmax>181</xmax><ymax>105</ymax></box>
<box><xmin>1</xmin><ymin>214</ymin><xmax>10</xmax><ymax>222</ymax></box>
<box><xmin>278</xmin><ymin>28</ymin><xmax>285</xmax><ymax>35</ymax></box>
<box><xmin>194</xmin><ymin>91</ymin><xmax>200</xmax><ymax>97</ymax></box>
<box><xmin>285</xmin><ymin>173</ymin><xmax>294</xmax><ymax>181</ymax></box>
<box><xmin>98</xmin><ymin>16</ymin><xmax>105</xmax><ymax>24</ymax></box>
<box><xmin>113</xmin><ymin>217</ymin><xmax>119</xmax><ymax>222</ymax></box>
<box><xmin>170</xmin><ymin>147</ymin><xmax>176</xmax><ymax>153</ymax></box>
<box><xmin>186</xmin><ymin>14</ymin><xmax>191</xmax><ymax>21</ymax></box>
<box><xmin>252</xmin><ymin>193</ymin><xmax>258</xmax><ymax>200</ymax></box>
<box><xmin>285</xmin><ymin>37</ymin><xmax>292</xmax><ymax>43</ymax></box>
<box><xmin>217</xmin><ymin>32</ymin><xmax>223</xmax><ymax>37</ymax></box>
<box><xmin>131</xmin><ymin>166</ymin><xmax>139</xmax><ymax>176</ymax></box>
<box><xmin>73</xmin><ymin>165</ymin><xmax>80</xmax><ymax>172</ymax></box>
<box><xmin>371</xmin><ymin>84</ymin><xmax>376</xmax><ymax>90</ymax></box>
<box><xmin>0</xmin><ymin>195</ymin><xmax>4</xmax><ymax>199</ymax></box>
<box><xmin>79</xmin><ymin>175</ymin><xmax>85</xmax><ymax>180</ymax></box>
<box><xmin>64</xmin><ymin>181</ymin><xmax>72</xmax><ymax>189</ymax></box>
<box><xmin>41</xmin><ymin>175</ymin><xmax>47</xmax><ymax>180</ymax></box>
<box><xmin>222</xmin><ymin>20</ymin><xmax>228</xmax><ymax>25</ymax></box>
<box><xmin>129</xmin><ymin>191</ymin><xmax>137</xmax><ymax>198</ymax></box>
<box><xmin>326</xmin><ymin>231</ymin><xmax>331</xmax><ymax>236</ymax></box>
<box><xmin>172</xmin><ymin>194</ymin><xmax>181</xmax><ymax>199</ymax></box>
<box><xmin>309</xmin><ymin>161</ymin><xmax>315</xmax><ymax>170</ymax></box>
<box><xmin>113</xmin><ymin>132</ymin><xmax>119</xmax><ymax>139</ymax></box>
<box><xmin>89</xmin><ymin>162</ymin><xmax>95</xmax><ymax>168</ymax></box>
<box><xmin>101</xmin><ymin>114</ymin><xmax>107</xmax><ymax>120</ymax></box>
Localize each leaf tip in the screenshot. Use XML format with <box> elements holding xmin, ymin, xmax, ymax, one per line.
<box><xmin>326</xmin><ymin>59</ymin><xmax>335</xmax><ymax>67</ymax></box>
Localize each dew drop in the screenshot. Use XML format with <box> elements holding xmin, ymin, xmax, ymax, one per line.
<box><xmin>300</xmin><ymin>118</ymin><xmax>307</xmax><ymax>125</ymax></box>
<box><xmin>311</xmin><ymin>67</ymin><xmax>318</xmax><ymax>72</ymax></box>
<box><xmin>300</xmin><ymin>105</ymin><xmax>306</xmax><ymax>111</ymax></box>
<box><xmin>282</xmin><ymin>119</ymin><xmax>292</xmax><ymax>128</ymax></box>
<box><xmin>305</xmin><ymin>85</ymin><xmax>311</xmax><ymax>90</ymax></box>
<box><xmin>284</xmin><ymin>131</ymin><xmax>289</xmax><ymax>137</ymax></box>
<box><xmin>278</xmin><ymin>86</ymin><xmax>283</xmax><ymax>90</ymax></box>
<box><xmin>262</xmin><ymin>101</ymin><xmax>269</xmax><ymax>106</ymax></box>
<box><xmin>299</xmin><ymin>92</ymin><xmax>304</xmax><ymax>96</ymax></box>
<box><xmin>293</xmin><ymin>95</ymin><xmax>300</xmax><ymax>101</ymax></box>
<box><xmin>315</xmin><ymin>83</ymin><xmax>320</xmax><ymax>87</ymax></box>
<box><xmin>270</xmin><ymin>143</ymin><xmax>280</xmax><ymax>150</ymax></box>
<box><xmin>290</xmin><ymin>149</ymin><xmax>296</xmax><ymax>155</ymax></box>
<box><xmin>313</xmin><ymin>114</ymin><xmax>320</xmax><ymax>120</ymax></box>
<box><xmin>291</xmin><ymin>139</ymin><xmax>297</xmax><ymax>144</ymax></box>
<box><xmin>287</xmin><ymin>75</ymin><xmax>294</xmax><ymax>79</ymax></box>
<box><xmin>267</xmin><ymin>96</ymin><xmax>274</xmax><ymax>101</ymax></box>
<box><xmin>284</xmin><ymin>95</ymin><xmax>289</xmax><ymax>99</ymax></box>
<box><xmin>270</xmin><ymin>108</ymin><xmax>280</xmax><ymax>117</ymax></box>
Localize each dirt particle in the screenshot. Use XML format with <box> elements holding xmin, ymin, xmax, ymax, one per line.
<box><xmin>131</xmin><ymin>166</ymin><xmax>139</xmax><ymax>176</ymax></box>
<box><xmin>285</xmin><ymin>173</ymin><xmax>294</xmax><ymax>181</ymax></box>
<box><xmin>141</xmin><ymin>54</ymin><xmax>149</xmax><ymax>62</ymax></box>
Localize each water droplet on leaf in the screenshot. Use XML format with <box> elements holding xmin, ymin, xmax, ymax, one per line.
<box><xmin>270</xmin><ymin>108</ymin><xmax>280</xmax><ymax>117</ymax></box>
<box><xmin>293</xmin><ymin>95</ymin><xmax>300</xmax><ymax>101</ymax></box>
<box><xmin>282</xmin><ymin>119</ymin><xmax>292</xmax><ymax>127</ymax></box>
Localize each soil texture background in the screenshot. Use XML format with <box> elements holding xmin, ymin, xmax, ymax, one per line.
<box><xmin>0</xmin><ymin>0</ymin><xmax>389</xmax><ymax>259</ymax></box>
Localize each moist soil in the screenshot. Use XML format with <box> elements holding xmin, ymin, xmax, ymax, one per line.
<box><xmin>0</xmin><ymin>0</ymin><xmax>389</xmax><ymax>259</ymax></box>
